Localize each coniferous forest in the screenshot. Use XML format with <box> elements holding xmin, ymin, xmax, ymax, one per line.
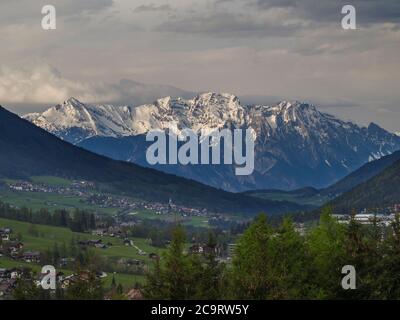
<box><xmin>145</xmin><ymin>208</ymin><xmax>400</xmax><ymax>300</ymax></box>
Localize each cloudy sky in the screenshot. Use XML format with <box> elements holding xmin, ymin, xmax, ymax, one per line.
<box><xmin>0</xmin><ymin>0</ymin><xmax>399</xmax><ymax>132</ymax></box>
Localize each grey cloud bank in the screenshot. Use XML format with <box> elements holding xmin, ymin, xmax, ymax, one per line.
<box><xmin>0</xmin><ymin>0</ymin><xmax>399</xmax><ymax>132</ymax></box>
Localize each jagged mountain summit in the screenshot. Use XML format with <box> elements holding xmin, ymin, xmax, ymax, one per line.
<box><xmin>24</xmin><ymin>93</ymin><xmax>247</xmax><ymax>143</ymax></box>
<box><xmin>24</xmin><ymin>93</ymin><xmax>400</xmax><ymax>191</ymax></box>
<box><xmin>24</xmin><ymin>97</ymin><xmax>139</xmax><ymax>144</ymax></box>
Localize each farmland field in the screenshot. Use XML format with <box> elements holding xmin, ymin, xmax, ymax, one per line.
<box><xmin>0</xmin><ymin>218</ymin><xmax>164</xmax><ymax>287</ymax></box>
<box><xmin>0</xmin><ymin>189</ymin><xmax>117</xmax><ymax>214</ymax></box>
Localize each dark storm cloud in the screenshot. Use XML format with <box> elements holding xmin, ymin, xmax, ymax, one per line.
<box><xmin>155</xmin><ymin>0</ymin><xmax>400</xmax><ymax>39</ymax></box>
<box><xmin>256</xmin><ymin>0</ymin><xmax>400</xmax><ymax>24</ymax></box>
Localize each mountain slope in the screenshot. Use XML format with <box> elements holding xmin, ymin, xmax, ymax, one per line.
<box><xmin>0</xmin><ymin>105</ymin><xmax>306</xmax><ymax>215</ymax></box>
<box><xmin>321</xmin><ymin>150</ymin><xmax>400</xmax><ymax>197</ymax></box>
<box><xmin>244</xmin><ymin>151</ymin><xmax>400</xmax><ymax>207</ymax></box>
<box><xmin>329</xmin><ymin>157</ymin><xmax>400</xmax><ymax>212</ymax></box>
<box><xmin>24</xmin><ymin>94</ymin><xmax>400</xmax><ymax>191</ymax></box>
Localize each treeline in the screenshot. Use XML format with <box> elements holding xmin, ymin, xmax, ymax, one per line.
<box><xmin>127</xmin><ymin>218</ymin><xmax>234</xmax><ymax>248</ymax></box>
<box><xmin>144</xmin><ymin>207</ymin><xmax>400</xmax><ymax>300</ymax></box>
<box><xmin>0</xmin><ymin>201</ymin><xmax>96</xmax><ymax>232</ymax></box>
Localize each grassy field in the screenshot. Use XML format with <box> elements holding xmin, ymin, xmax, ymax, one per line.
<box><xmin>0</xmin><ymin>189</ymin><xmax>212</xmax><ymax>227</ymax></box>
<box><xmin>134</xmin><ymin>210</ymin><xmax>210</xmax><ymax>228</ymax></box>
<box><xmin>0</xmin><ymin>190</ymin><xmax>116</xmax><ymax>214</ymax></box>
<box><xmin>0</xmin><ymin>218</ymin><xmax>164</xmax><ymax>261</ymax></box>
<box><xmin>30</xmin><ymin>176</ymin><xmax>72</xmax><ymax>187</ymax></box>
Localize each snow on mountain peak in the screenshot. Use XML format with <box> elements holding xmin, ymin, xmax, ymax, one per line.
<box><xmin>195</xmin><ymin>92</ymin><xmax>239</xmax><ymax>103</ymax></box>
<box><xmin>64</xmin><ymin>97</ymin><xmax>83</xmax><ymax>106</ymax></box>
<box><xmin>22</xmin><ymin>93</ymin><xmax>337</xmax><ymax>143</ymax></box>
<box><xmin>275</xmin><ymin>100</ymin><xmax>317</xmax><ymax>112</ymax></box>
<box><xmin>23</xmin><ymin>93</ymin><xmax>395</xmax><ymax>152</ymax></box>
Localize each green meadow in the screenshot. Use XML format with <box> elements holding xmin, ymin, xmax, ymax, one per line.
<box><xmin>0</xmin><ymin>189</ymin><xmax>116</xmax><ymax>214</ymax></box>
<box><xmin>0</xmin><ymin>218</ymin><xmax>164</xmax><ymax>287</ymax></box>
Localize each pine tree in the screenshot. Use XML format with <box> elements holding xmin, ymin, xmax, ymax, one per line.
<box><xmin>230</xmin><ymin>214</ymin><xmax>273</xmax><ymax>299</ymax></box>
<box><xmin>53</xmin><ymin>242</ymin><xmax>60</xmax><ymax>266</ymax></box>
<box><xmin>117</xmin><ymin>283</ymin><xmax>123</xmax><ymax>295</ymax></box>
<box><xmin>307</xmin><ymin>206</ymin><xmax>347</xmax><ymax>299</ymax></box>
<box><xmin>266</xmin><ymin>218</ymin><xmax>311</xmax><ymax>299</ymax></box>
<box><xmin>193</xmin><ymin>231</ymin><xmax>225</xmax><ymax>299</ymax></box>
<box><xmin>65</xmin><ymin>269</ymin><xmax>104</xmax><ymax>300</ymax></box>
<box><xmin>341</xmin><ymin>211</ymin><xmax>373</xmax><ymax>299</ymax></box>
<box><xmin>374</xmin><ymin>214</ymin><xmax>400</xmax><ymax>299</ymax></box>
<box><xmin>144</xmin><ymin>225</ymin><xmax>196</xmax><ymax>299</ymax></box>
<box><xmin>111</xmin><ymin>274</ymin><xmax>117</xmax><ymax>290</ymax></box>
<box><xmin>13</xmin><ymin>271</ymin><xmax>43</xmax><ymax>300</ymax></box>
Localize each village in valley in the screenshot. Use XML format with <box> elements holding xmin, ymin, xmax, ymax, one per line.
<box><xmin>2</xmin><ymin>177</ymin><xmax>400</xmax><ymax>300</ymax></box>
<box><xmin>0</xmin><ymin>178</ymin><xmax>239</xmax><ymax>300</ymax></box>
<box><xmin>0</xmin><ymin>217</ymin><xmax>237</xmax><ymax>299</ymax></box>
<box><xmin>4</xmin><ymin>179</ymin><xmax>213</xmax><ymax>217</ymax></box>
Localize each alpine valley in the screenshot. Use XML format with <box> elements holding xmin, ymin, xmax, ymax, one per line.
<box><xmin>24</xmin><ymin>93</ymin><xmax>400</xmax><ymax>192</ymax></box>
<box><xmin>1</xmin><ymin>105</ymin><xmax>314</xmax><ymax>216</ymax></box>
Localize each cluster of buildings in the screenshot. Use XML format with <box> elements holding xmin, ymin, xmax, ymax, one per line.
<box><xmin>0</xmin><ymin>227</ymin><xmax>42</xmax><ymax>263</ymax></box>
<box><xmin>58</xmin><ymin>270</ymin><xmax>108</xmax><ymax>289</ymax></box>
<box><xmin>91</xmin><ymin>225</ymin><xmax>130</xmax><ymax>238</ymax></box>
<box><xmin>89</xmin><ymin>194</ymin><xmax>211</xmax><ymax>218</ymax></box>
<box><xmin>87</xmin><ymin>194</ymin><xmax>139</xmax><ymax>210</ymax></box>
<box><xmin>186</xmin><ymin>242</ymin><xmax>240</xmax><ymax>263</ymax></box>
<box><xmin>7</xmin><ymin>180</ymin><xmax>94</xmax><ymax>198</ymax></box>
<box><xmin>0</xmin><ymin>268</ymin><xmax>19</xmax><ymax>298</ymax></box>
<box><xmin>333</xmin><ymin>205</ymin><xmax>400</xmax><ymax>226</ymax></box>
<box><xmin>77</xmin><ymin>239</ymin><xmax>111</xmax><ymax>249</ymax></box>
<box><xmin>144</xmin><ymin>199</ymin><xmax>209</xmax><ymax>217</ymax></box>
<box><xmin>188</xmin><ymin>243</ymin><xmax>222</xmax><ymax>256</ymax></box>
<box><xmin>0</xmin><ymin>227</ymin><xmax>12</xmax><ymax>241</ymax></box>
<box><xmin>333</xmin><ymin>214</ymin><xmax>395</xmax><ymax>226</ymax></box>
<box><xmin>77</xmin><ymin>237</ymin><xmax>139</xmax><ymax>251</ymax></box>
<box><xmin>0</xmin><ymin>267</ymin><xmax>108</xmax><ymax>299</ymax></box>
<box><xmin>0</xmin><ymin>264</ymin><xmax>145</xmax><ymax>300</ymax></box>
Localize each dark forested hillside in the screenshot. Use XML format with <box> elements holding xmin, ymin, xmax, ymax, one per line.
<box><xmin>243</xmin><ymin>150</ymin><xmax>400</xmax><ymax>211</ymax></box>
<box><xmin>322</xmin><ymin>150</ymin><xmax>400</xmax><ymax>197</ymax></box>
<box><xmin>329</xmin><ymin>158</ymin><xmax>400</xmax><ymax>212</ymax></box>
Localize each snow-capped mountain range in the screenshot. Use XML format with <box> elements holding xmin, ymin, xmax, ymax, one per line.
<box><xmin>23</xmin><ymin>93</ymin><xmax>400</xmax><ymax>191</ymax></box>
<box><xmin>23</xmin><ymin>93</ymin><xmax>248</xmax><ymax>143</ymax></box>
